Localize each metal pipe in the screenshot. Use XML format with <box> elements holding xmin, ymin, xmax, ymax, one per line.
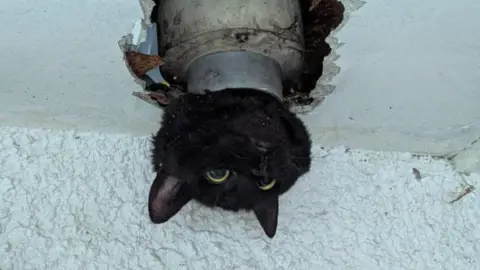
<box><xmin>156</xmin><ymin>0</ymin><xmax>304</xmax><ymax>99</ymax></box>
<box><xmin>187</xmin><ymin>51</ymin><xmax>283</xmax><ymax>100</ymax></box>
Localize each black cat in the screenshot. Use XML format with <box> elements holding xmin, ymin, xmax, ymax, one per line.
<box><xmin>147</xmin><ymin>0</ymin><xmax>344</xmax><ymax>238</ymax></box>
<box><xmin>149</xmin><ymin>89</ymin><xmax>312</xmax><ymax>238</ymax></box>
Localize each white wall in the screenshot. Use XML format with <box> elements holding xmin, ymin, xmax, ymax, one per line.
<box><xmin>1</xmin><ymin>126</ymin><xmax>478</xmax><ymax>269</ymax></box>
<box><xmin>304</xmin><ymin>0</ymin><xmax>480</xmax><ymax>159</ymax></box>
<box><xmin>1</xmin><ymin>0</ymin><xmax>480</xmax><ymax>172</ymax></box>
<box><xmin>1</xmin><ymin>0</ymin><xmax>161</xmax><ymax>136</ymax></box>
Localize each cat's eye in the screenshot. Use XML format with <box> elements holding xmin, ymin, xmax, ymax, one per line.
<box><xmin>205</xmin><ymin>169</ymin><xmax>230</xmax><ymax>184</ymax></box>
<box><xmin>257</xmin><ymin>179</ymin><xmax>276</xmax><ymax>190</ymax></box>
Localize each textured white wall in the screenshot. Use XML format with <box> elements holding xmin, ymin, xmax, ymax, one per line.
<box><xmin>1</xmin><ymin>127</ymin><xmax>478</xmax><ymax>269</ymax></box>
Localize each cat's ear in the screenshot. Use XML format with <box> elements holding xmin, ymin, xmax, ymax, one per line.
<box><xmin>253</xmin><ymin>197</ymin><xmax>279</xmax><ymax>238</ymax></box>
<box><xmin>148</xmin><ymin>171</ymin><xmax>192</xmax><ymax>223</ymax></box>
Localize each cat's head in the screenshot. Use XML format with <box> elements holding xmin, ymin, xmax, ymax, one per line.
<box><xmin>148</xmin><ymin>88</ymin><xmax>312</xmax><ymax>238</ymax></box>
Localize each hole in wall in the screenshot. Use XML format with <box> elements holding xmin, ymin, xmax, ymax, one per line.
<box><xmin>119</xmin><ymin>0</ymin><xmax>365</xmax><ymax>113</ymax></box>
<box><xmin>285</xmin><ymin>0</ymin><xmax>366</xmax><ymax>114</ymax></box>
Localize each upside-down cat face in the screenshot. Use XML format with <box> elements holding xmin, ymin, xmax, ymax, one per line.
<box><xmin>148</xmin><ymin>89</ymin><xmax>312</xmax><ymax>238</ymax></box>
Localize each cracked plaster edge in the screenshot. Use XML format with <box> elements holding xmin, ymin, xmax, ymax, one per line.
<box><xmin>139</xmin><ymin>0</ymin><xmax>156</xmax><ymax>25</ymax></box>
<box><xmin>117</xmin><ymin>32</ymin><xmax>148</xmax><ymax>90</ymax></box>
<box><xmin>118</xmin><ymin>0</ymin><xmax>162</xmax><ymax>107</ymax></box>
<box><xmin>290</xmin><ymin>0</ymin><xmax>366</xmax><ymax>114</ymax></box>
<box><xmin>319</xmin><ymin>0</ymin><xmax>367</xmax><ymax>86</ymax></box>
<box><xmin>117</xmin><ymin>10</ymin><xmax>156</xmax><ymax>87</ymax></box>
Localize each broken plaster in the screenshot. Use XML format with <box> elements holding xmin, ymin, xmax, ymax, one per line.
<box><xmin>290</xmin><ymin>0</ymin><xmax>366</xmax><ymax>114</ymax></box>
<box><xmin>139</xmin><ymin>0</ymin><xmax>156</xmax><ymax>24</ymax></box>
<box><xmin>118</xmin><ymin>2</ymin><xmax>168</xmax><ymax>105</ymax></box>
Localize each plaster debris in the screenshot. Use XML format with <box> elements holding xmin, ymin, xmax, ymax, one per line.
<box><xmin>139</xmin><ymin>0</ymin><xmax>156</xmax><ymax>24</ymax></box>
<box><xmin>1</xmin><ymin>126</ymin><xmax>479</xmax><ymax>269</ymax></box>
<box><xmin>118</xmin><ymin>16</ymin><xmax>170</xmax><ymax>109</ymax></box>
<box><xmin>412</xmin><ymin>168</ymin><xmax>422</xmax><ymax>181</ymax></box>
<box><xmin>449</xmin><ymin>184</ymin><xmax>475</xmax><ymax>204</ymax></box>
<box><xmin>125</xmin><ymin>51</ymin><xmax>165</xmax><ymax>78</ymax></box>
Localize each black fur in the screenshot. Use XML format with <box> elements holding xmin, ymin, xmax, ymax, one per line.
<box><xmin>148</xmin><ymin>89</ymin><xmax>312</xmax><ymax>238</ymax></box>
